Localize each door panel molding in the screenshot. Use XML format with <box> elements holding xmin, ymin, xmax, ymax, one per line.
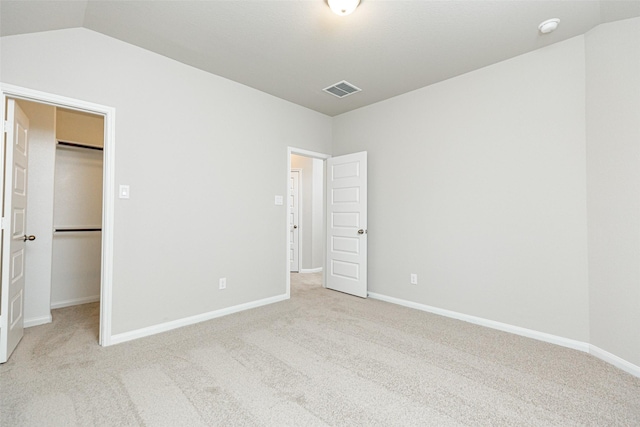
<box><xmin>325</xmin><ymin>151</ymin><xmax>367</xmax><ymax>298</ymax></box>
<box><xmin>1</xmin><ymin>99</ymin><xmax>29</xmax><ymax>361</ymax></box>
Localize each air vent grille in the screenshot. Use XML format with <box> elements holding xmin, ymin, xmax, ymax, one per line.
<box><xmin>323</xmin><ymin>80</ymin><xmax>362</xmax><ymax>98</ymax></box>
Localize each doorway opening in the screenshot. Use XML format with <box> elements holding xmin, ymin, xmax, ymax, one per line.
<box><xmin>287</xmin><ymin>148</ymin><xmax>330</xmax><ymax>297</ymax></box>
<box><xmin>1</xmin><ymin>84</ymin><xmax>115</xmax><ymax>363</ymax></box>
<box><xmin>20</xmin><ymin>102</ymin><xmax>104</xmax><ymax>319</ymax></box>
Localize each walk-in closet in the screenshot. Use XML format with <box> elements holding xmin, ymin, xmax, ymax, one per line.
<box><xmin>52</xmin><ymin>108</ymin><xmax>104</xmax><ymax>308</ymax></box>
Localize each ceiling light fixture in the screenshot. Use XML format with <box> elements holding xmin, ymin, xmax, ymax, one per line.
<box><xmin>328</xmin><ymin>0</ymin><xmax>360</xmax><ymax>16</ymax></box>
<box><xmin>538</xmin><ymin>18</ymin><xmax>560</xmax><ymax>34</ymax></box>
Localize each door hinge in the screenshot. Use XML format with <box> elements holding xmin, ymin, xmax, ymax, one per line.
<box><xmin>3</xmin><ymin>121</ymin><xmax>9</xmax><ymax>133</ymax></box>
<box><xmin>0</xmin><ymin>217</ymin><xmax>5</xmax><ymax>230</ymax></box>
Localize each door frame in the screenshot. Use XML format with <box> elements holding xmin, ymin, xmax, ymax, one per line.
<box><xmin>286</xmin><ymin>147</ymin><xmax>330</xmax><ymax>298</ymax></box>
<box><xmin>1</xmin><ymin>83</ymin><xmax>116</xmax><ymax>347</ymax></box>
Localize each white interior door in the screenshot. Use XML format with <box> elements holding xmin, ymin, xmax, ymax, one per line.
<box><xmin>326</xmin><ymin>151</ymin><xmax>367</xmax><ymax>298</ymax></box>
<box><xmin>1</xmin><ymin>99</ymin><xmax>30</xmax><ymax>363</ymax></box>
<box><xmin>289</xmin><ymin>170</ymin><xmax>300</xmax><ymax>272</ymax></box>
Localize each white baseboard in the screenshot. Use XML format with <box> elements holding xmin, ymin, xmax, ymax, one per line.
<box><xmin>368</xmin><ymin>292</ymin><xmax>640</xmax><ymax>378</ymax></box>
<box><xmin>110</xmin><ymin>293</ymin><xmax>289</xmax><ymax>346</ymax></box>
<box><xmin>300</xmin><ymin>267</ymin><xmax>323</xmax><ymax>273</ymax></box>
<box><xmin>589</xmin><ymin>345</ymin><xmax>640</xmax><ymax>378</ymax></box>
<box><xmin>51</xmin><ymin>295</ymin><xmax>100</xmax><ymax>309</ymax></box>
<box><xmin>24</xmin><ymin>314</ymin><xmax>52</xmax><ymax>328</ymax></box>
<box><xmin>368</xmin><ymin>292</ymin><xmax>588</xmax><ymax>351</ymax></box>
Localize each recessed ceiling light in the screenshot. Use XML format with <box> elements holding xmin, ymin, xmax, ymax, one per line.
<box><xmin>538</xmin><ymin>18</ymin><xmax>560</xmax><ymax>34</ymax></box>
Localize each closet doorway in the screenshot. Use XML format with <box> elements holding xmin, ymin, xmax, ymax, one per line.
<box><xmin>1</xmin><ymin>84</ymin><xmax>115</xmax><ymax>363</ymax></box>
<box><xmin>19</xmin><ymin>101</ymin><xmax>104</xmax><ymax>329</ymax></box>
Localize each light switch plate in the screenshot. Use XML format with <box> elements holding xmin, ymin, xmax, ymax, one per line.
<box><xmin>119</xmin><ymin>185</ymin><xmax>130</xmax><ymax>199</ymax></box>
<box><xmin>275</xmin><ymin>195</ymin><xmax>283</xmax><ymax>205</ymax></box>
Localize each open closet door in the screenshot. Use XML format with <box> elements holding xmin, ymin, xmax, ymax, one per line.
<box><xmin>326</xmin><ymin>151</ymin><xmax>367</xmax><ymax>298</ymax></box>
<box><xmin>1</xmin><ymin>100</ymin><xmax>30</xmax><ymax>363</ymax></box>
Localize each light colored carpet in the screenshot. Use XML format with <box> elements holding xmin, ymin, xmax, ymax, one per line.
<box><xmin>1</xmin><ymin>273</ymin><xmax>639</xmax><ymax>426</ymax></box>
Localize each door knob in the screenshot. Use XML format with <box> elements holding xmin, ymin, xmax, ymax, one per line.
<box><xmin>293</xmin><ymin>225</ymin><xmax>298</xmax><ymax>229</ymax></box>
<box><xmin>358</xmin><ymin>229</ymin><xmax>365</xmax><ymax>235</ymax></box>
<box><xmin>23</xmin><ymin>235</ymin><xmax>36</xmax><ymax>242</ymax></box>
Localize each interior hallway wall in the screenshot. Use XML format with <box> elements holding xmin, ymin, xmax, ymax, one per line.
<box><xmin>291</xmin><ymin>154</ymin><xmax>324</xmax><ymax>271</ymax></box>
<box><xmin>311</xmin><ymin>158</ymin><xmax>323</xmax><ymax>269</ymax></box>
<box><xmin>1</xmin><ymin>28</ymin><xmax>332</xmax><ymax>335</ymax></box>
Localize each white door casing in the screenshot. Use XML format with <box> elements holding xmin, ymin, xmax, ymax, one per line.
<box><xmin>1</xmin><ymin>83</ymin><xmax>116</xmax><ymax>349</ymax></box>
<box><xmin>1</xmin><ymin>100</ymin><xmax>30</xmax><ymax>363</ymax></box>
<box><xmin>326</xmin><ymin>151</ymin><xmax>367</xmax><ymax>298</ymax></box>
<box><xmin>289</xmin><ymin>170</ymin><xmax>300</xmax><ymax>272</ymax></box>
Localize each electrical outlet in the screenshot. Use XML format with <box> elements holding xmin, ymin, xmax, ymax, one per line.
<box><xmin>410</xmin><ymin>274</ymin><xmax>418</xmax><ymax>285</ymax></box>
<box><xmin>219</xmin><ymin>277</ymin><xmax>226</xmax><ymax>290</ymax></box>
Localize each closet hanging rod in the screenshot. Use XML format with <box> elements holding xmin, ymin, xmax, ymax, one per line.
<box><xmin>57</xmin><ymin>140</ymin><xmax>104</xmax><ymax>151</ymax></box>
<box><xmin>54</xmin><ymin>227</ymin><xmax>102</xmax><ymax>233</ymax></box>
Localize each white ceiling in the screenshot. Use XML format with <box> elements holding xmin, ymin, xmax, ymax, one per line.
<box><xmin>2</xmin><ymin>1</ymin><xmax>639</xmax><ymax>116</ymax></box>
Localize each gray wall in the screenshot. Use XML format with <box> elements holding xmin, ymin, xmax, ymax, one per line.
<box><xmin>586</xmin><ymin>18</ymin><xmax>640</xmax><ymax>366</ymax></box>
<box><xmin>333</xmin><ymin>36</ymin><xmax>590</xmax><ymax>342</ymax></box>
<box><xmin>1</xmin><ymin>28</ymin><xmax>332</xmax><ymax>335</ymax></box>
<box><xmin>311</xmin><ymin>158</ymin><xmax>324</xmax><ymax>269</ymax></box>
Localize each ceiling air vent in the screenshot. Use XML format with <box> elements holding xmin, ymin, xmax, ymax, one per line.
<box><xmin>323</xmin><ymin>80</ymin><xmax>362</xmax><ymax>98</ymax></box>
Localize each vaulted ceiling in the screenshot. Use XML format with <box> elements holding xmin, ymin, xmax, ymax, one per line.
<box><xmin>2</xmin><ymin>1</ymin><xmax>639</xmax><ymax>116</ymax></box>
